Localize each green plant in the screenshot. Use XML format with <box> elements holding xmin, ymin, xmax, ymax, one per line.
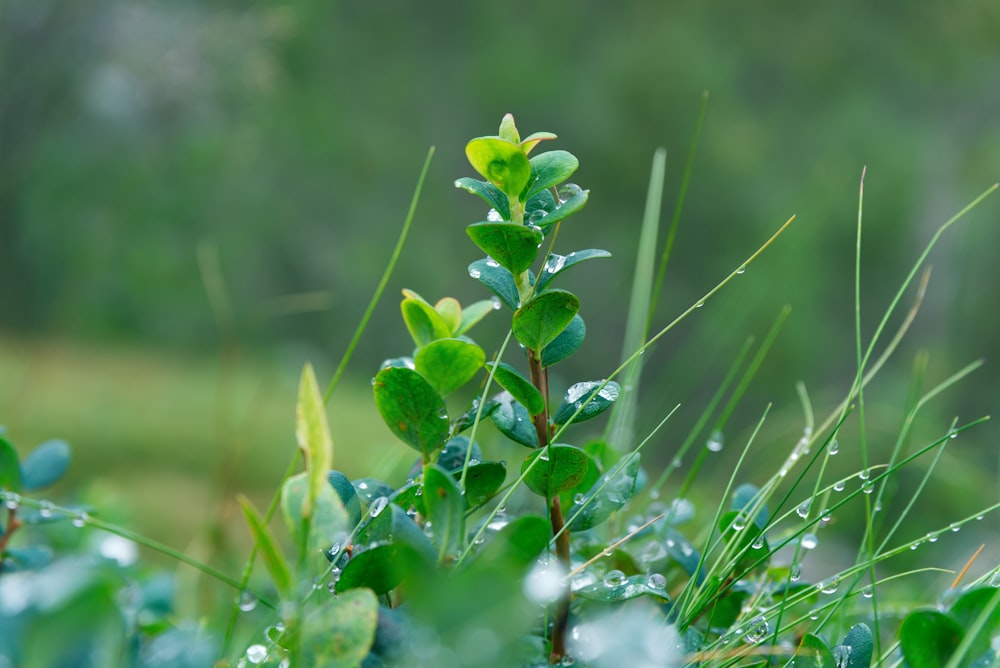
<box><xmin>2</xmin><ymin>115</ymin><xmax>999</xmax><ymax>667</ymax></box>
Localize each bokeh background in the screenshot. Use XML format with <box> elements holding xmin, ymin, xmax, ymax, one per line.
<box><xmin>2</xmin><ymin>1</ymin><xmax>998</xmax><ymax>578</ymax></box>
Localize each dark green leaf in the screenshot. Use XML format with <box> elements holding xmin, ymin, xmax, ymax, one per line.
<box><xmin>664</xmin><ymin>527</ymin><xmax>704</xmax><ymax>583</ymax></box>
<box><xmin>465</xmin><ymin>137</ymin><xmax>531</xmax><ymax>198</ymax></box>
<box><xmin>389</xmin><ymin>504</ymin><xmax>437</xmax><ymax>563</ymax></box>
<box><xmin>467</xmin><ymin>223</ymin><xmax>543</xmax><ymax>275</ymax></box>
<box><xmin>948</xmin><ymin>587</ymin><xmax>1000</xmax><ymax>664</ymax></box>
<box><xmin>401</xmin><ymin>296</ymin><xmax>452</xmax><ymax>346</ymax></box>
<box><xmin>553</xmin><ymin>380</ymin><xmax>621</xmax><ymax>425</ymax></box>
<box><xmin>490</xmin><ymin>392</ymin><xmax>538</xmax><ymax>448</ymax></box>
<box><xmin>731</xmin><ymin>483</ymin><xmax>768</xmax><ymax>531</ymax></box>
<box><xmin>452</xmin><ymin>396</ymin><xmax>498</xmax><ymax>434</ymax></box>
<box><xmin>717</xmin><ymin>510</ymin><xmax>770</xmax><ymax>574</ymax></box>
<box><xmin>352</xmin><ymin>478</ymin><xmax>395</xmax><ymax>506</ymax></box>
<box><xmin>469</xmin><ymin>258</ymin><xmax>520</xmax><ymax>311</ymax></box>
<box><xmin>328</xmin><ymin>470</ymin><xmax>363</xmax><ymax>527</ymax></box>
<box><xmin>414</xmin><ymin>338</ymin><xmax>485</xmax><ymax>396</ymax></box>
<box><xmin>534</xmin><ymin>249</ymin><xmax>612</xmax><ymax>293</ymax></box>
<box><xmin>525</xmin><ymin>150</ymin><xmax>579</xmax><ymax>200</ymax></box>
<box><xmin>541</xmin><ymin>314</ymin><xmax>586</xmax><ymax>367</ymax></box>
<box><xmin>521</xmin><ymin>444</ymin><xmax>597</xmax><ymax>497</ymax></box>
<box><xmin>512</xmin><ymin>289</ymin><xmax>580</xmax><ymax>351</ymax></box>
<box><xmin>0</xmin><ymin>436</ymin><xmax>21</xmax><ymax>493</ymax></box>
<box><xmin>474</xmin><ymin>514</ymin><xmax>549</xmax><ymax>569</ymax></box>
<box><xmin>838</xmin><ymin>623</ymin><xmax>874</xmax><ymax>668</ymax></box>
<box><xmin>486</xmin><ymin>362</ymin><xmax>545</xmax><ymax>416</ymax></box>
<box><xmin>20</xmin><ymin>439</ymin><xmax>71</xmax><ymax>491</ymax></box>
<box><xmin>373</xmin><ymin>367</ymin><xmax>449</xmax><ymax>458</ymax></box>
<box><xmin>575</xmin><ymin>573</ymin><xmax>670</xmax><ymax>603</ymax></box>
<box><xmin>301</xmin><ymin>589</ymin><xmax>378</xmax><ymax>666</ymax></box>
<box><xmin>435</xmin><ymin>436</ymin><xmax>483</xmax><ymax>472</ymax></box>
<box><xmin>533</xmin><ymin>188</ymin><xmax>589</xmax><ymax>228</ymax></box>
<box><xmin>423</xmin><ymin>464</ymin><xmax>465</xmax><ymax>561</ymax></box>
<box><xmin>456</xmin><ymin>298</ymin><xmax>498</xmax><ymax>336</ymax></box>
<box><xmin>337</xmin><ymin>544</ymin><xmax>411</xmax><ymax>596</ymax></box>
<box><xmin>901</xmin><ymin>612</ymin><xmax>961</xmax><ymax>668</ymax></box>
<box><xmin>454</xmin><ymin>177</ymin><xmax>510</xmax><ymax>219</ymax></box>
<box><xmin>463</xmin><ymin>461</ymin><xmax>507</xmax><ymax>508</ymax></box>
<box><xmin>795</xmin><ymin>633</ymin><xmax>836</xmax><ymax>668</ymax></box>
<box><xmin>567</xmin><ymin>454</ymin><xmax>640</xmax><ymax>531</ymax></box>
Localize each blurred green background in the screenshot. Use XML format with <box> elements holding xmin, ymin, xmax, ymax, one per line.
<box><xmin>2</xmin><ymin>1</ymin><xmax>998</xmax><ymax>575</ymax></box>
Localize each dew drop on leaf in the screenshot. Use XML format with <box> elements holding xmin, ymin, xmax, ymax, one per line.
<box><xmin>246</xmin><ymin>644</ymin><xmax>268</xmax><ymax>664</ymax></box>
<box><xmin>603</xmin><ymin>569</ymin><xmax>626</xmax><ymax>586</ymax></box>
<box><xmin>706</xmin><ymin>430</ymin><xmax>723</xmax><ymax>452</ymax></box>
<box><xmin>369</xmin><ymin>496</ymin><xmax>389</xmax><ymax>517</ymax></box>
<box><xmin>743</xmin><ymin>616</ymin><xmax>769</xmax><ymax>643</ymax></box>
<box><xmin>237</xmin><ymin>591</ymin><xmax>258</xmax><ymax>612</ymax></box>
<box><xmin>486</xmin><ymin>208</ymin><xmax>502</xmax><ymax>222</ymax></box>
<box><xmin>647</xmin><ymin>573</ymin><xmax>666</xmax><ymax>589</ymax></box>
<box><xmin>731</xmin><ymin>515</ymin><xmax>746</xmax><ymax>531</ymax></box>
<box><xmin>800</xmin><ymin>533</ymin><xmax>818</xmax><ymax>550</ymax></box>
<box><xmin>796</xmin><ymin>500</ymin><xmax>811</xmax><ymax>519</ymax></box>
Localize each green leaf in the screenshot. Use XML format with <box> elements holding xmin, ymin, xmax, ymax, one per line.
<box><xmin>474</xmin><ymin>514</ymin><xmax>549</xmax><ymax>569</ymax></box>
<box><xmin>423</xmin><ymin>464</ymin><xmax>465</xmax><ymax>561</ymax></box>
<box><xmin>567</xmin><ymin>454</ymin><xmax>640</xmax><ymax>531</ymax></box>
<box><xmin>512</xmin><ymin>289</ymin><xmax>580</xmax><ymax>351</ymax></box>
<box><xmin>901</xmin><ymin>612</ymin><xmax>961</xmax><ymax>668</ymax></box>
<box><xmin>534</xmin><ymin>249</ymin><xmax>612</xmax><ymax>293</ymax></box>
<box><xmin>401</xmin><ymin>295</ymin><xmax>452</xmax><ymax>346</ymax></box>
<box><xmin>435</xmin><ymin>436</ymin><xmax>483</xmax><ymax>472</ymax></box>
<box><xmin>663</xmin><ymin>527</ymin><xmax>703</xmax><ymax>583</ymax></box>
<box><xmin>948</xmin><ymin>587</ymin><xmax>1000</xmax><ymax>664</ymax></box>
<box><xmin>525</xmin><ymin>150</ymin><xmax>579</xmax><ymax>199</ymax></box>
<box><xmin>387</xmin><ymin>504</ymin><xmax>437</xmax><ymax>563</ymax></box>
<box><xmin>489</xmin><ymin>392</ymin><xmax>538</xmax><ymax>448</ymax></box>
<box><xmin>301</xmin><ymin>589</ymin><xmax>378</xmax><ymax>667</ymax></box>
<box><xmin>731</xmin><ymin>483</ymin><xmax>769</xmax><ymax>531</ymax></box>
<box><xmin>486</xmin><ymin>362</ymin><xmax>545</xmax><ymax>416</ymax></box>
<box><xmin>434</xmin><ymin>297</ymin><xmax>462</xmax><ymax>333</ymax></box>
<box><xmin>465</xmin><ymin>137</ymin><xmax>531</xmax><ymax>198</ymax></box>
<box><xmin>575</xmin><ymin>573</ymin><xmax>670</xmax><ymax>603</ymax></box>
<box><xmin>373</xmin><ymin>367</ymin><xmax>449</xmax><ymax>458</ymax></box>
<box><xmin>838</xmin><ymin>623</ymin><xmax>874</xmax><ymax>668</ymax></box>
<box><xmin>239</xmin><ymin>494</ymin><xmax>293</xmax><ymax>598</ymax></box>
<box><xmin>352</xmin><ymin>477</ymin><xmax>395</xmax><ymax>506</ymax></box>
<box><xmin>414</xmin><ymin>338</ymin><xmax>486</xmax><ymax>396</ymax></box>
<box><xmin>20</xmin><ymin>439</ymin><xmax>71</xmax><ymax>492</ymax></box>
<box><xmin>462</xmin><ymin>461</ymin><xmax>507</xmax><ymax>508</ymax></box>
<box><xmin>456</xmin><ymin>298</ymin><xmax>498</xmax><ymax>336</ymax></box>
<box><xmin>469</xmin><ymin>258</ymin><xmax>520</xmax><ymax>311</ymax></box>
<box><xmin>498</xmin><ymin>113</ymin><xmax>520</xmax><ymax>144</ymax></box>
<box><xmin>541</xmin><ymin>314</ymin><xmax>586</xmax><ymax>367</ymax></box>
<box><xmin>454</xmin><ymin>177</ymin><xmax>510</xmax><ymax>219</ymax></box>
<box><xmin>717</xmin><ymin>510</ymin><xmax>770</xmax><ymax>574</ymax></box>
<box><xmin>521</xmin><ymin>444</ymin><xmax>597</xmax><ymax>497</ymax></box>
<box><xmin>467</xmin><ymin>223</ymin><xmax>543</xmax><ymax>275</ymax></box>
<box><xmin>296</xmin><ymin>363</ymin><xmax>334</xmax><ymax>521</ymax></box>
<box><xmin>552</xmin><ymin>380</ymin><xmax>621</xmax><ymax>425</ymax></box>
<box><xmin>328</xmin><ymin>470</ymin><xmax>363</xmax><ymax>527</ymax></box>
<box><xmin>281</xmin><ymin>473</ymin><xmax>350</xmax><ymax>561</ymax></box>
<box><xmin>795</xmin><ymin>633</ymin><xmax>836</xmax><ymax>668</ymax></box>
<box><xmin>0</xmin><ymin>435</ymin><xmax>21</xmax><ymax>493</ymax></box>
<box><xmin>532</xmin><ymin>187</ymin><xmax>589</xmax><ymax>228</ymax></box>
<box><xmin>337</xmin><ymin>544</ymin><xmax>422</xmax><ymax>596</ymax></box>
<box><xmin>520</xmin><ymin>131</ymin><xmax>557</xmax><ymax>155</ymax></box>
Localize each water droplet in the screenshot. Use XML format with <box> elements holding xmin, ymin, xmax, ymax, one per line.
<box><xmin>671</xmin><ymin>456</ymin><xmax>683</xmax><ymax>468</ymax></box>
<box><xmin>524</xmin><ymin>559</ymin><xmax>567</xmax><ymax>604</ymax></box>
<box><xmin>237</xmin><ymin>591</ymin><xmax>258</xmax><ymax>612</ymax></box>
<box><xmin>72</xmin><ymin>512</ymin><xmax>89</xmax><ymax>528</ymax></box>
<box><xmin>528</xmin><ymin>209</ymin><xmax>549</xmax><ymax>225</ymax></box>
<box><xmin>820</xmin><ymin>578</ymin><xmax>839</xmax><ymax>595</ymax></box>
<box><xmin>736</xmin><ymin>264</ymin><xmax>746</xmax><ymax>275</ymax></box>
<box><xmin>2</xmin><ymin>492</ymin><xmax>19</xmax><ymax>510</ymax></box>
<box><xmin>486</xmin><ymin>208</ymin><xmax>503</xmax><ymax>222</ymax></box>
<box><xmin>490</xmin><ymin>296</ymin><xmax>502</xmax><ymax>310</ymax></box>
<box><xmin>327</xmin><ymin>542</ymin><xmax>342</xmax><ymax>559</ymax></box>
<box><xmin>989</xmin><ymin>571</ymin><xmax>1000</xmax><ymax>587</ymax></box>
<box><xmin>796</xmin><ymin>500</ymin><xmax>811</xmax><ymax>519</ymax></box>
<box><xmin>743</xmin><ymin>615</ymin><xmax>769</xmax><ymax>643</ymax></box>
<box><xmin>790</xmin><ymin>564</ymin><xmax>801</xmax><ymax>581</ymax></box>
<box><xmin>603</xmin><ymin>569</ymin><xmax>627</xmax><ymax>586</ymax></box>
<box><xmin>949</xmin><ymin>429</ymin><xmax>958</xmax><ymax>439</ymax></box>
<box><xmin>858</xmin><ymin>469</ymin><xmax>871</xmax><ymax>481</ymax></box>
<box><xmin>752</xmin><ymin>535</ymin><xmax>765</xmax><ymax>550</ymax></box>
<box><xmin>828</xmin><ymin>439</ymin><xmax>839</xmax><ymax>455</ymax></box>
<box><xmin>976</xmin><ymin>514</ymin><xmax>985</xmax><ymax>521</ymax></box>
<box><xmin>832</xmin><ymin>645</ymin><xmax>852</xmax><ymax>667</ymax></box>
<box><xmin>731</xmin><ymin>515</ymin><xmax>747</xmax><ymax>531</ymax></box>
<box><xmin>369</xmin><ymin>496</ymin><xmax>389</xmax><ymax>517</ymax></box>
<box><xmin>694</xmin><ymin>300</ymin><xmax>705</xmax><ymax>308</ymax></box>
<box><xmin>39</xmin><ymin>501</ymin><xmax>54</xmax><ymax>518</ymax></box>
<box><xmin>800</xmin><ymin>533</ymin><xmax>818</xmax><ymax>550</ymax></box>
<box><xmin>910</xmin><ymin>542</ymin><xmax>920</xmax><ymax>550</ymax></box>
<box><xmin>926</xmin><ymin>532</ymin><xmax>939</xmax><ymax>543</ymax></box>
<box><xmin>862</xmin><ymin>585</ymin><xmax>874</xmax><ymax>599</ymax></box>
<box><xmin>246</xmin><ymin>644</ymin><xmax>268</xmax><ymax>664</ymax></box>
<box><xmin>706</xmin><ymin>430</ymin><xmax>724</xmax><ymax>452</ymax></box>
<box><xmin>647</xmin><ymin>573</ymin><xmax>666</xmax><ymax>589</ymax></box>
<box><xmin>557</xmin><ymin>183</ymin><xmax>583</xmax><ymax>202</ymax></box>
<box><xmin>485</xmin><ymin>257</ymin><xmax>500</xmax><ymax>268</ymax></box>
<box><xmin>327</xmin><ymin>581</ymin><xmax>337</xmax><ymax>593</ymax></box>
<box><xmin>950</xmin><ymin>522</ymin><xmax>961</xmax><ymax>532</ymax></box>
<box><xmin>469</xmin><ymin>267</ymin><xmax>481</xmax><ymax>279</ymax></box>
<box><xmin>833</xmin><ymin>480</ymin><xmax>846</xmax><ymax>492</ymax></box>
<box><xmin>572</xmin><ymin>493</ymin><xmax>586</xmax><ymax>505</ymax></box>
<box><xmin>265</xmin><ymin>622</ymin><xmax>285</xmax><ymax>643</ymax></box>
<box><xmin>861</xmin><ymin>480</ymin><xmax>874</xmax><ymax>494</ymax></box>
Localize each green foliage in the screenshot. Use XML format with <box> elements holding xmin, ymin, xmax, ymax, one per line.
<box><xmin>1</xmin><ymin>113</ymin><xmax>999</xmax><ymax>668</ymax></box>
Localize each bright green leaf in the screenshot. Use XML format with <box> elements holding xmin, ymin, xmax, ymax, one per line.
<box><xmin>239</xmin><ymin>494</ymin><xmax>293</xmax><ymax>598</ymax></box>
<box><xmin>423</xmin><ymin>464</ymin><xmax>465</xmax><ymax>561</ymax></box>
<box><xmin>901</xmin><ymin>612</ymin><xmax>961</xmax><ymax>668</ymax></box>
<box><xmin>20</xmin><ymin>439</ymin><xmax>71</xmax><ymax>492</ymax></box>
<box><xmin>336</xmin><ymin>544</ymin><xmax>424</xmax><ymax>596</ymax></box>
<box><xmin>950</xmin><ymin>587</ymin><xmax>1000</xmax><ymax>663</ymax></box>
<box><xmin>498</xmin><ymin>113</ymin><xmax>520</xmax><ymax>144</ymax></box>
<box><xmin>296</xmin><ymin>363</ymin><xmax>334</xmax><ymax>522</ymax></box>
<box><xmin>541</xmin><ymin>314</ymin><xmax>586</xmax><ymax>367</ymax></box>
<box><xmin>469</xmin><ymin>258</ymin><xmax>520</xmax><ymax>311</ymax></box>
<box><xmin>525</xmin><ymin>150</ymin><xmax>579</xmax><ymax>200</ymax></box>
<box><xmin>795</xmin><ymin>633</ymin><xmax>836</xmax><ymax>668</ymax></box>
<box><xmin>465</xmin><ymin>137</ymin><xmax>531</xmax><ymax>198</ymax></box>
<box><xmin>373</xmin><ymin>367</ymin><xmax>449</xmax><ymax>458</ymax></box>
<box><xmin>454</xmin><ymin>177</ymin><xmax>510</xmax><ymax>219</ymax></box>
<box><xmin>401</xmin><ymin>296</ymin><xmax>452</xmax><ymax>347</ymax></box>
<box><xmin>434</xmin><ymin>297</ymin><xmax>462</xmax><ymax>334</ymax></box>
<box><xmin>552</xmin><ymin>380</ymin><xmax>621</xmax><ymax>425</ymax></box>
<box><xmin>456</xmin><ymin>298</ymin><xmax>498</xmax><ymax>336</ymax></box>
<box><xmin>486</xmin><ymin>362</ymin><xmax>544</xmax><ymax>416</ymax></box>
<box><xmin>534</xmin><ymin>249</ymin><xmax>612</xmax><ymax>293</ymax></box>
<box><xmin>490</xmin><ymin>392</ymin><xmax>538</xmax><ymax>448</ymax></box>
<box><xmin>512</xmin><ymin>289</ymin><xmax>580</xmax><ymax>351</ymax></box>
<box><xmin>301</xmin><ymin>588</ymin><xmax>378</xmax><ymax>667</ymax></box>
<box><xmin>520</xmin><ymin>131</ymin><xmax>557</xmax><ymax>155</ymax></box>
<box><xmin>414</xmin><ymin>338</ymin><xmax>485</xmax><ymax>396</ymax></box>
<box><xmin>466</xmin><ymin>223</ymin><xmax>543</xmax><ymax>276</ymax></box>
<box><xmin>521</xmin><ymin>444</ymin><xmax>597</xmax><ymax>497</ymax></box>
<box><xmin>0</xmin><ymin>436</ymin><xmax>22</xmax><ymax>493</ymax></box>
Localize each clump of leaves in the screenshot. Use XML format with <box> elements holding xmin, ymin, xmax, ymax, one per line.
<box><xmin>2</xmin><ymin>115</ymin><xmax>999</xmax><ymax>668</ymax></box>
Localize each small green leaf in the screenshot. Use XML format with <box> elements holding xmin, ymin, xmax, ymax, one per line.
<box><xmin>663</xmin><ymin>527</ymin><xmax>703</xmax><ymax>583</ymax></box>
<box><xmin>532</xmin><ymin>187</ymin><xmax>589</xmax><ymax>228</ymax></box>
<box><xmin>352</xmin><ymin>477</ymin><xmax>395</xmax><ymax>506</ymax></box>
<box><xmin>486</xmin><ymin>362</ymin><xmax>545</xmax><ymax>416</ymax></box>
<box><xmin>337</xmin><ymin>544</ymin><xmax>412</xmax><ymax>595</ymax></box>
<box><xmin>0</xmin><ymin>436</ymin><xmax>21</xmax><ymax>493</ymax></box>
<box><xmin>301</xmin><ymin>588</ymin><xmax>378</xmax><ymax>666</ymax></box>
<box><xmin>575</xmin><ymin>573</ymin><xmax>670</xmax><ymax>603</ymax></box>
<box><xmin>731</xmin><ymin>483</ymin><xmax>769</xmax><ymax>531</ymax></box>
<box><xmin>525</xmin><ymin>150</ymin><xmax>579</xmax><ymax>200</ymax></box>
<box><xmin>463</xmin><ymin>461</ymin><xmax>506</xmax><ymax>508</ymax></box>
<box><xmin>282</xmin><ymin>473</ymin><xmax>350</xmax><ymax>560</ymax></box>
<box><xmin>718</xmin><ymin>510</ymin><xmax>770</xmax><ymax>574</ymax></box>
<box><xmin>541</xmin><ymin>314</ymin><xmax>586</xmax><ymax>367</ymax></box>
<box><xmin>567</xmin><ymin>454</ymin><xmax>640</xmax><ymax>531</ymax></box>
<box><xmin>414</xmin><ymin>338</ymin><xmax>486</xmax><ymax>396</ymax></box>
<box><xmin>520</xmin><ymin>131</ymin><xmax>557</xmax><ymax>155</ymax></box>
<box><xmin>465</xmin><ymin>137</ymin><xmax>531</xmax><ymax>198</ymax></box>
<box><xmin>839</xmin><ymin>623</ymin><xmax>874</xmax><ymax>668</ymax></box>
<box><xmin>467</xmin><ymin>223</ymin><xmax>543</xmax><ymax>275</ymax></box>
<box><xmin>435</xmin><ymin>436</ymin><xmax>483</xmax><ymax>472</ymax></box>
<box><xmin>522</xmin><ymin>444</ymin><xmax>597</xmax><ymax>497</ymax></box>
<box><xmin>512</xmin><ymin>289</ymin><xmax>580</xmax><ymax>351</ymax></box>
<box><xmin>553</xmin><ymin>380</ymin><xmax>621</xmax><ymax>425</ymax></box>
<box><xmin>474</xmin><ymin>514</ymin><xmax>549</xmax><ymax>569</ymax></box>
<box><xmin>423</xmin><ymin>464</ymin><xmax>465</xmax><ymax>561</ymax></box>
<box><xmin>456</xmin><ymin>298</ymin><xmax>497</xmax><ymax>336</ymax></box>
<box><xmin>901</xmin><ymin>612</ymin><xmax>961</xmax><ymax>668</ymax></box>
<box><xmin>498</xmin><ymin>113</ymin><xmax>520</xmax><ymax>144</ymax></box>
<box><xmin>296</xmin><ymin>363</ymin><xmax>334</xmax><ymax>520</ymax></box>
<box><xmin>328</xmin><ymin>470</ymin><xmax>363</xmax><ymax>527</ymax></box>
<box><xmin>490</xmin><ymin>392</ymin><xmax>538</xmax><ymax>448</ymax></box>
<box><xmin>20</xmin><ymin>439</ymin><xmax>71</xmax><ymax>492</ymax></box>
<box><xmin>373</xmin><ymin>367</ymin><xmax>449</xmax><ymax>458</ymax></box>
<box><xmin>401</xmin><ymin>295</ymin><xmax>452</xmax><ymax>346</ymax></box>
<box><xmin>535</xmin><ymin>249</ymin><xmax>612</xmax><ymax>293</ymax></box>
<box><xmin>469</xmin><ymin>258</ymin><xmax>520</xmax><ymax>311</ymax></box>
<box><xmin>434</xmin><ymin>297</ymin><xmax>462</xmax><ymax>333</ymax></box>
<box><xmin>240</xmin><ymin>494</ymin><xmax>293</xmax><ymax>598</ymax></box>
<box><xmin>795</xmin><ymin>633</ymin><xmax>836</xmax><ymax>668</ymax></box>
<box><xmin>950</xmin><ymin>587</ymin><xmax>1000</xmax><ymax>663</ymax></box>
<box><xmin>454</xmin><ymin>177</ymin><xmax>510</xmax><ymax>219</ymax></box>
<box><xmin>387</xmin><ymin>504</ymin><xmax>437</xmax><ymax>564</ymax></box>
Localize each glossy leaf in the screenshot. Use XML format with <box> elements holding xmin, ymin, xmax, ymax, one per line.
<box><xmin>282</xmin><ymin>472</ymin><xmax>350</xmax><ymax>559</ymax></box>
<box><xmin>525</xmin><ymin>150</ymin><xmax>579</xmax><ymax>200</ymax></box>
<box><xmin>301</xmin><ymin>589</ymin><xmax>378</xmax><ymax>666</ymax></box>
<box><xmin>373</xmin><ymin>366</ymin><xmax>449</xmax><ymax>458</ymax></box>
<box><xmin>541</xmin><ymin>314</ymin><xmax>586</xmax><ymax>367</ymax></box>
<box><xmin>465</xmin><ymin>137</ymin><xmax>531</xmax><ymax>198</ymax></box>
<box><xmin>498</xmin><ymin>113</ymin><xmax>519</xmax><ymax>144</ymax></box>
<box><xmin>663</xmin><ymin>527</ymin><xmax>704</xmax><ymax>583</ymax></box>
<box><xmin>452</xmin><ymin>396</ymin><xmax>498</xmax><ymax>434</ymax></box>
<box><xmin>521</xmin><ymin>444</ymin><xmax>597</xmax><ymax>497</ymax></box>
<box><xmin>337</xmin><ymin>544</ymin><xmax>413</xmax><ymax>595</ymax></box>
<box><xmin>456</xmin><ymin>298</ymin><xmax>497</xmax><ymax>336</ymax></box>
<box><xmin>469</xmin><ymin>258</ymin><xmax>520</xmax><ymax>311</ymax></box>
<box><xmin>423</xmin><ymin>464</ymin><xmax>465</xmax><ymax>561</ymax></box>
<box><xmin>467</xmin><ymin>222</ymin><xmax>543</xmax><ymax>275</ymax></box>
<box><xmin>520</xmin><ymin>131</ymin><xmax>557</xmax><ymax>155</ymax></box>
<box><xmin>839</xmin><ymin>623</ymin><xmax>874</xmax><ymax>668</ymax></box>
<box><xmin>534</xmin><ymin>249</ymin><xmax>612</xmax><ymax>293</ymax></box>
<box><xmin>387</xmin><ymin>503</ymin><xmax>437</xmax><ymax>564</ymax></box>
<box><xmin>512</xmin><ymin>289</ymin><xmax>580</xmax><ymax>351</ymax></box>
<box><xmin>434</xmin><ymin>297</ymin><xmax>462</xmax><ymax>333</ymax></box>
<box><xmin>352</xmin><ymin>477</ymin><xmax>395</xmax><ymax>506</ymax></box>
<box><xmin>731</xmin><ymin>483</ymin><xmax>768</xmax><ymax>531</ymax></box>
<box><xmin>486</xmin><ymin>361</ymin><xmax>544</xmax><ymax>416</ymax></box>
<box><xmin>401</xmin><ymin>295</ymin><xmax>452</xmax><ymax>346</ymax></box>
<box><xmin>463</xmin><ymin>461</ymin><xmax>506</xmax><ymax>507</ymax></box>
<box><xmin>900</xmin><ymin>611</ymin><xmax>963</xmax><ymax>668</ymax></box>
<box><xmin>454</xmin><ymin>177</ymin><xmax>510</xmax><ymax>219</ymax></box>
<box><xmin>328</xmin><ymin>470</ymin><xmax>362</xmax><ymax>528</ymax></box>
<box><xmin>567</xmin><ymin>453</ymin><xmax>640</xmax><ymax>531</ymax></box>
<box><xmin>795</xmin><ymin>633</ymin><xmax>836</xmax><ymax>668</ymax></box>
<box><xmin>490</xmin><ymin>392</ymin><xmax>538</xmax><ymax>448</ymax></box>
<box><xmin>950</xmin><ymin>587</ymin><xmax>1000</xmax><ymax>663</ymax></box>
<box><xmin>20</xmin><ymin>439</ymin><xmax>71</xmax><ymax>492</ymax></box>
<box><xmin>533</xmin><ymin>187</ymin><xmax>589</xmax><ymax>228</ymax></box>
<box><xmin>0</xmin><ymin>435</ymin><xmax>22</xmax><ymax>493</ymax></box>
<box><xmin>718</xmin><ymin>510</ymin><xmax>770</xmax><ymax>573</ymax></box>
<box><xmin>240</xmin><ymin>494</ymin><xmax>293</xmax><ymax>598</ymax></box>
<box><xmin>552</xmin><ymin>380</ymin><xmax>621</xmax><ymax>425</ymax></box>
<box><xmin>474</xmin><ymin>514</ymin><xmax>549</xmax><ymax>568</ymax></box>
<box><xmin>414</xmin><ymin>338</ymin><xmax>485</xmax><ymax>396</ymax></box>
<box><xmin>296</xmin><ymin>363</ymin><xmax>334</xmax><ymax>521</ymax></box>
<box><xmin>434</xmin><ymin>436</ymin><xmax>483</xmax><ymax>472</ymax></box>
<box><xmin>575</xmin><ymin>573</ymin><xmax>670</xmax><ymax>603</ymax></box>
